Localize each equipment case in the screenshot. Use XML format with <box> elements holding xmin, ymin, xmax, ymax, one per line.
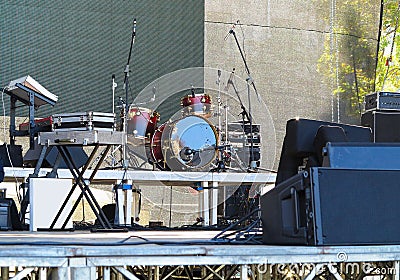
<box><xmin>52</xmin><ymin>111</ymin><xmax>115</xmax><ymax>131</ymax></box>
<box><xmin>364</xmin><ymin>91</ymin><xmax>400</xmax><ymax>111</ymax></box>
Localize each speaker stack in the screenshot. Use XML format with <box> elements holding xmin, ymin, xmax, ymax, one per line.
<box><xmin>261</xmin><ymin>117</ymin><xmax>400</xmax><ymax>246</ymax></box>
<box><xmin>361</xmin><ymin>91</ymin><xmax>400</xmax><ymax>142</ymax></box>
<box><xmin>261</xmin><ymin>167</ymin><xmax>400</xmax><ymax>245</ymax></box>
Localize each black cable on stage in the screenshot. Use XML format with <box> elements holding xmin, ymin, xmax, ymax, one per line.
<box><xmin>0</xmin><ymin>238</ymin><xmax>230</xmax><ymax>247</ymax></box>
<box><xmin>212</xmin><ymin>208</ymin><xmax>261</xmax><ymax>242</ymax></box>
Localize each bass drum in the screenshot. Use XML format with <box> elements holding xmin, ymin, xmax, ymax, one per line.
<box><xmin>161</xmin><ymin>115</ymin><xmax>218</xmax><ymax>171</ymax></box>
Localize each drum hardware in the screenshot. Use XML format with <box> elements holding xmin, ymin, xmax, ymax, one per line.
<box><xmin>225</xmin><ymin>74</ymin><xmax>256</xmax><ymax>171</ymax></box>
<box><xmin>216</xmin><ymin>69</ymin><xmax>224</xmax><ymax>172</ymax></box>
<box><xmin>209</xmin><ymin>144</ymin><xmax>233</xmax><ymax>172</ymax></box>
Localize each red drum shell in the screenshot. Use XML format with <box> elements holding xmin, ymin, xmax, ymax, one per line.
<box><xmin>180</xmin><ymin>94</ymin><xmax>212</xmax><ymax>118</ymax></box>
<box><xmin>127</xmin><ymin>107</ymin><xmax>159</xmax><ymax>139</ymax></box>
<box><xmin>147</xmin><ymin>123</ymin><xmax>170</xmax><ymax>171</ymax></box>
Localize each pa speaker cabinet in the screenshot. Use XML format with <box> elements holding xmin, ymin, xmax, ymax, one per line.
<box><xmin>361</xmin><ymin>110</ymin><xmax>400</xmax><ymax>142</ymax></box>
<box><xmin>0</xmin><ymin>144</ymin><xmax>23</xmax><ymax>167</ymax></box>
<box><xmin>0</xmin><ymin>199</ymin><xmax>12</xmax><ymax>230</ymax></box>
<box><xmin>261</xmin><ymin>168</ymin><xmax>400</xmax><ymax>245</ymax></box>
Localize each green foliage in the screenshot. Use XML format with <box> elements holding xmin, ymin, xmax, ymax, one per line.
<box><xmin>375</xmin><ymin>1</ymin><xmax>400</xmax><ymax>92</ymax></box>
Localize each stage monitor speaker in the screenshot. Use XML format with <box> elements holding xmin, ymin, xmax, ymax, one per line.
<box><xmin>261</xmin><ymin>167</ymin><xmax>400</xmax><ymax>245</ymax></box>
<box><xmin>0</xmin><ymin>198</ymin><xmax>23</xmax><ymax>230</ymax></box>
<box><xmin>0</xmin><ymin>144</ymin><xmax>23</xmax><ymax>167</ymax></box>
<box><xmin>276</xmin><ymin>119</ymin><xmax>372</xmax><ymax>184</ymax></box>
<box><xmin>313</xmin><ymin>125</ymin><xmax>347</xmax><ymax>165</ymax></box>
<box><xmin>361</xmin><ymin>110</ymin><xmax>400</xmax><ymax>142</ymax></box>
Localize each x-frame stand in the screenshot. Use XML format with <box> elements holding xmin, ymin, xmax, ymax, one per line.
<box><xmin>37</xmin><ymin>130</ymin><xmax>126</xmax><ymax>229</ymax></box>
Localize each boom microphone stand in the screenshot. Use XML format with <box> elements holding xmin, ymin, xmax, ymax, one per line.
<box><xmin>226</xmin><ymin>26</ymin><xmax>259</xmax><ymax>170</ymax></box>
<box><xmin>122</xmin><ymin>18</ymin><xmax>137</xmax><ymax>169</ymax></box>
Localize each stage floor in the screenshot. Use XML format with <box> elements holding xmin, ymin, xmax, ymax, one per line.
<box><xmin>0</xmin><ymin>230</ymin><xmax>400</xmax><ymax>267</ymax></box>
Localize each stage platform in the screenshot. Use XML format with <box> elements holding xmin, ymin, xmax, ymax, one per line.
<box><xmin>2</xmin><ymin>168</ymin><xmax>399</xmax><ymax>279</ymax></box>
<box><xmin>3</xmin><ymin>167</ymin><xmax>277</xmax><ymax>186</ymax></box>
<box><xmin>1</xmin><ymin>230</ymin><xmax>400</xmax><ymax>265</ymax></box>
<box><xmin>0</xmin><ymin>230</ymin><xmax>399</xmax><ymax>279</ymax></box>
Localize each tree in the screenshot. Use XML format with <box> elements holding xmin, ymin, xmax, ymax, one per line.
<box><xmin>316</xmin><ymin>0</ymin><xmax>384</xmax><ymax>117</ymax></box>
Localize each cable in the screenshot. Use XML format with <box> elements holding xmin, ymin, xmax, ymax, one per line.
<box><xmin>207</xmin><ymin>20</ymin><xmax>379</xmax><ymax>41</ymax></box>
<box><xmin>212</xmin><ymin>208</ymin><xmax>260</xmax><ymax>242</ymax></box>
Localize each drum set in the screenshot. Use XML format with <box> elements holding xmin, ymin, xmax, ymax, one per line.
<box><xmin>125</xmin><ymin>93</ymin><xmax>221</xmax><ymax>171</ymax></box>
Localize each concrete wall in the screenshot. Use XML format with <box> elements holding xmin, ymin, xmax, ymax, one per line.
<box><xmin>205</xmin><ymin>0</ymin><xmax>354</xmax><ymax>169</ymax></box>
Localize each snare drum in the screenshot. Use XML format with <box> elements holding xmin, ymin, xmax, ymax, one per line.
<box><xmin>160</xmin><ymin>115</ymin><xmax>218</xmax><ymax>171</ymax></box>
<box><xmin>180</xmin><ymin>94</ymin><xmax>212</xmax><ymax>118</ymax></box>
<box><xmin>127</xmin><ymin>107</ymin><xmax>159</xmax><ymax>139</ymax></box>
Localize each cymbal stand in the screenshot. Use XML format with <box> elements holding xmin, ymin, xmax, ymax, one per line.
<box><xmin>215</xmin><ymin>70</ymin><xmax>225</xmax><ymax>171</ymax></box>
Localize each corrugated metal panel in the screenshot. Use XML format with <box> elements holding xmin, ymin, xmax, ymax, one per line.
<box><xmin>0</xmin><ymin>0</ymin><xmax>204</xmax><ymax>117</ymax></box>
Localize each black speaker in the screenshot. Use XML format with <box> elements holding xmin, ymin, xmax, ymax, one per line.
<box><xmin>361</xmin><ymin>110</ymin><xmax>400</xmax><ymax>142</ymax></box>
<box><xmin>313</xmin><ymin>125</ymin><xmax>347</xmax><ymax>165</ymax></box>
<box><xmin>0</xmin><ymin>198</ymin><xmax>23</xmax><ymax>230</ymax></box>
<box><xmin>261</xmin><ymin>167</ymin><xmax>400</xmax><ymax>245</ymax></box>
<box><xmin>0</xmin><ymin>144</ymin><xmax>23</xmax><ymax>167</ymax></box>
<box><xmin>276</xmin><ymin>119</ymin><xmax>372</xmax><ymax>184</ymax></box>
<box><xmin>23</xmin><ymin>141</ymin><xmax>88</xmax><ymax>169</ymax></box>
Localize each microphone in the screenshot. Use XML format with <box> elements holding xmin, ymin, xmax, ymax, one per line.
<box><xmin>224</xmin><ymin>21</ymin><xmax>238</xmax><ymax>40</ymax></box>
<box><xmin>112</xmin><ymin>74</ymin><xmax>117</xmax><ymax>89</ymax></box>
<box><xmin>133</xmin><ymin>18</ymin><xmax>137</xmax><ymax>34</ymax></box>
<box><xmin>224</xmin><ymin>68</ymin><xmax>235</xmax><ymax>91</ymax></box>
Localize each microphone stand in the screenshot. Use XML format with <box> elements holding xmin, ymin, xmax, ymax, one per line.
<box><xmin>111</xmin><ymin>74</ymin><xmax>118</xmax><ymax>168</ymax></box>
<box><xmin>227</xmin><ymin>28</ymin><xmax>258</xmax><ymax>170</ymax></box>
<box><xmin>228</xmin><ymin>76</ymin><xmax>254</xmax><ymax>170</ymax></box>
<box><xmin>122</xmin><ymin>18</ymin><xmax>137</xmax><ymax>170</ymax></box>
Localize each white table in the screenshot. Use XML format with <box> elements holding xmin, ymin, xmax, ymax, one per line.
<box><xmin>5</xmin><ymin>167</ymin><xmax>276</xmax><ymax>226</ymax></box>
